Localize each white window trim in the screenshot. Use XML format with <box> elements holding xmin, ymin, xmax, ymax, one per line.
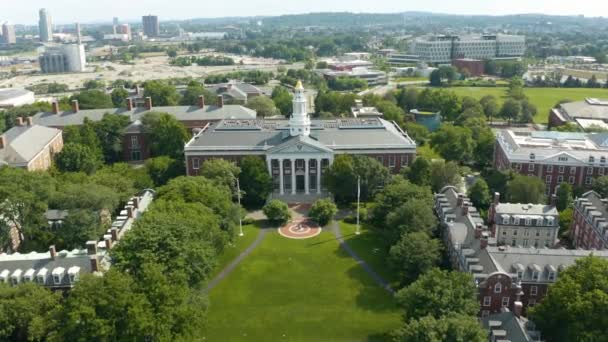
<box><xmin>530</xmin><ymin>285</ymin><xmax>538</xmax><ymax>295</ymax></box>
<box><xmin>483</xmin><ymin>296</ymin><xmax>491</xmax><ymax>306</ymax></box>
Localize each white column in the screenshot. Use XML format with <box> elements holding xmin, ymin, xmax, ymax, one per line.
<box><xmin>266</xmin><ymin>158</ymin><xmax>272</xmax><ymax>175</ymax></box>
<box><xmin>291</xmin><ymin>158</ymin><xmax>296</xmax><ymax>194</ymax></box>
<box><xmin>279</xmin><ymin>158</ymin><xmax>284</xmax><ymax>195</ymax></box>
<box><xmin>317</xmin><ymin>158</ymin><xmax>322</xmax><ymax>194</ymax></box>
<box><xmin>305</xmin><ymin>159</ymin><xmax>310</xmax><ymax>195</ymax></box>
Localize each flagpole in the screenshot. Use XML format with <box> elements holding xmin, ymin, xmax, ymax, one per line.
<box><xmin>236</xmin><ymin>178</ymin><xmax>243</xmax><ymax>237</ymax></box>
<box><xmin>356</xmin><ymin>176</ymin><xmax>360</xmax><ymax>235</ymax></box>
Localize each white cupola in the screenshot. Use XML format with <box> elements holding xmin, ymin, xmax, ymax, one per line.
<box><xmin>289</xmin><ymin>80</ymin><xmax>311</xmax><ymax>137</ymax></box>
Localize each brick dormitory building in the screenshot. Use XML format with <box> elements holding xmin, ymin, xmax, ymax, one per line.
<box><xmin>184</xmin><ymin>81</ymin><xmax>417</xmax><ymax>195</ymax></box>
<box><xmin>494</xmin><ymin>129</ymin><xmax>608</xmax><ymax>195</ymax></box>
<box><xmin>434</xmin><ymin>186</ymin><xmax>608</xmax><ymax>317</ymax></box>
<box><xmin>31</xmin><ymin>95</ymin><xmax>256</xmax><ymax>162</ymax></box>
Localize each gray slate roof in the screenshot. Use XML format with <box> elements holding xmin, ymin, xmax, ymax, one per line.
<box><xmin>559</xmin><ymin>100</ymin><xmax>608</xmax><ymax>121</ymax></box>
<box><xmin>495</xmin><ymin>203</ymin><xmax>558</xmax><ymax>217</ymax></box>
<box><xmin>482</xmin><ymin>310</ymin><xmax>539</xmax><ymax>342</ymax></box>
<box><xmin>185</xmin><ymin>117</ymin><xmax>416</xmax><ymax>153</ymax></box>
<box><xmin>0</xmin><ymin>125</ymin><xmax>61</xmax><ymax>165</ymax></box>
<box><xmin>31</xmin><ymin>105</ymin><xmax>256</xmax><ymax>127</ymax></box>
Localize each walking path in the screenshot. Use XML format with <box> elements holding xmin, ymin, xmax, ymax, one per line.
<box><xmin>329</xmin><ymin>221</ymin><xmax>394</xmax><ymax>294</ymax></box>
<box><xmin>206</xmin><ymin>227</ymin><xmax>268</xmax><ymax>291</ymax></box>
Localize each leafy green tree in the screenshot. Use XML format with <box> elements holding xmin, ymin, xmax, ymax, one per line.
<box><xmin>430</xmin><ymin>125</ymin><xmax>474</xmax><ymax>162</ymax></box>
<box><xmin>395</xmin><ymin>268</ymin><xmax>479</xmax><ymax>320</ymax></box>
<box><xmin>530</xmin><ymin>256</ymin><xmax>608</xmax><ymax>342</ymax></box>
<box><xmin>392</xmin><ymin>313</ymin><xmax>487</xmax><ymax>342</ymax></box>
<box><xmin>83</xmin><ymin>79</ymin><xmax>105</xmax><ymax>90</ymax></box>
<box><xmin>468</xmin><ymin>178</ymin><xmax>491</xmax><ymax>210</ymax></box>
<box><xmin>143</xmin><ymin>80</ymin><xmax>181</xmax><ymax>106</ymax></box>
<box><xmin>480</xmin><ymin>95</ymin><xmax>499</xmax><ymax>123</ymax></box>
<box><xmin>263</xmin><ymin>200</ymin><xmax>291</xmax><ymax>225</ymax></box>
<box><xmin>245</xmin><ymin>96</ymin><xmax>279</xmax><ymax>117</ymax></box>
<box><xmin>500</xmin><ymin>99</ymin><xmax>521</xmax><ymax>124</ymax></box>
<box><xmin>555</xmin><ymin>182</ymin><xmax>573</xmax><ymax>211</ymax></box>
<box><xmin>0</xmin><ymin>283</ymin><xmax>60</xmax><ymax>341</ymax></box>
<box><xmin>465</xmin><ymin>117</ymin><xmax>495</xmax><ymax>167</ymax></box>
<box><xmin>144</xmin><ymin>156</ymin><xmax>184</xmax><ymax>187</ymax></box>
<box><xmin>520</xmin><ymin>98</ymin><xmax>538</xmax><ymax>123</ymax></box>
<box><xmin>592</xmin><ymin>176</ymin><xmax>608</xmax><ymax>197</ymax></box>
<box><xmin>370</xmin><ymin>177</ymin><xmax>433</xmax><ymax>228</ymax></box>
<box><xmin>389</xmin><ymin>232</ymin><xmax>442</xmax><ymax>285</ymax></box>
<box><xmin>429</xmin><ymin>160</ymin><xmax>462</xmax><ymax>193</ymax></box>
<box><xmin>271</xmin><ymin>86</ymin><xmax>293</xmax><ymax>116</ymax></box>
<box><xmin>559</xmin><ymin>207</ymin><xmax>574</xmax><ymax>239</ymax></box>
<box><xmin>70</xmin><ymin>90</ymin><xmax>113</xmax><ymax>109</ymax></box>
<box><xmin>56</xmin><ymin>210</ymin><xmax>103</xmax><ymax>250</ymax></box>
<box><xmin>403</xmin><ymin>156</ymin><xmax>431</xmax><ymax>186</ymax></box>
<box><xmin>385</xmin><ymin>199</ymin><xmax>437</xmax><ymax>244</ymax></box>
<box><xmin>199</xmin><ymin>158</ymin><xmax>241</xmax><ymax>194</ymax></box>
<box><xmin>94</xmin><ymin>114</ymin><xmax>131</xmax><ymax>163</ymax></box>
<box><xmin>507</xmin><ymin>174</ymin><xmax>546</xmax><ymax>204</ymax></box>
<box><xmin>239</xmin><ymin>156</ymin><xmax>273</xmax><ymax>208</ymax></box>
<box><xmin>323</xmin><ymin>155</ymin><xmax>390</xmax><ymax>204</ymax></box>
<box><xmin>110</xmin><ymin>87</ymin><xmax>129</xmax><ymax>107</ymax></box>
<box><xmin>179</xmin><ymin>82</ymin><xmax>218</xmax><ymax>106</ymax></box>
<box><xmin>141</xmin><ymin>112</ymin><xmax>189</xmax><ymax>159</ymax></box>
<box><xmin>55</xmin><ymin>143</ymin><xmax>103</xmax><ymax>174</ymax></box>
<box><xmin>309</xmin><ymin>199</ymin><xmax>338</xmax><ymax>226</ymax></box>
<box><xmin>167</xmin><ymin>48</ymin><xmax>178</xmax><ymax>58</ymax></box>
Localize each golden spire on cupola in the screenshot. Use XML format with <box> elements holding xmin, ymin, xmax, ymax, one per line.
<box><xmin>295</xmin><ymin>80</ymin><xmax>303</xmax><ymax>90</ymax></box>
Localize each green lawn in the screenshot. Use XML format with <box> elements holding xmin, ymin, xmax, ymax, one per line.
<box><xmin>339</xmin><ymin>221</ymin><xmax>399</xmax><ymax>289</ymax></box>
<box><xmin>205</xmin><ymin>226</ymin><xmax>401</xmax><ymax>341</ymax></box>
<box><xmin>210</xmin><ymin>223</ymin><xmax>262</xmax><ymax>279</ymax></box>
<box><xmin>448</xmin><ymin>87</ymin><xmax>608</xmax><ymax>124</ymax></box>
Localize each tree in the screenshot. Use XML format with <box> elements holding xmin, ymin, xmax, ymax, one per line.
<box><xmin>141</xmin><ymin>112</ymin><xmax>189</xmax><ymax>159</ymax></box>
<box><xmin>508</xmin><ymin>77</ymin><xmax>526</xmax><ymax>100</ymax></box>
<box><xmin>111</xmin><ymin>87</ymin><xmax>129</xmax><ymax>107</ymax></box>
<box><xmin>309</xmin><ymin>199</ymin><xmax>338</xmax><ymax>226</ymax></box>
<box><xmin>592</xmin><ymin>176</ymin><xmax>608</xmax><ymax>197</ymax></box>
<box><xmin>429</xmin><ymin>160</ymin><xmax>462</xmax><ymax>193</ymax></box>
<box><xmin>500</xmin><ymin>99</ymin><xmax>521</xmax><ymax>124</ymax></box>
<box><xmin>465</xmin><ymin>117</ymin><xmax>495</xmax><ymax>167</ymax></box>
<box><xmin>370</xmin><ymin>177</ymin><xmax>433</xmax><ymax>228</ymax></box>
<box><xmin>403</xmin><ymin>156</ymin><xmax>431</xmax><ymax>186</ymax></box>
<box><xmin>389</xmin><ymin>232</ymin><xmax>442</xmax><ymax>285</ymax></box>
<box><xmin>245</xmin><ymin>96</ymin><xmax>279</xmax><ymax>117</ymax></box>
<box><xmin>384</xmin><ymin>199</ymin><xmax>437</xmax><ymax>244</ymax></box>
<box><xmin>0</xmin><ymin>283</ymin><xmax>60</xmax><ymax>341</ymax></box>
<box><xmin>323</xmin><ymin>155</ymin><xmax>390</xmax><ymax>204</ymax></box>
<box><xmin>145</xmin><ymin>156</ymin><xmax>184</xmax><ymax>187</ymax></box>
<box><xmin>395</xmin><ymin>268</ymin><xmax>479</xmax><ymax>321</ymax></box>
<box><xmin>430</xmin><ymin>125</ymin><xmax>474</xmax><ymax>162</ymax></box>
<box><xmin>143</xmin><ymin>80</ymin><xmax>181</xmax><ymax>106</ymax></box>
<box><xmin>519</xmin><ymin>98</ymin><xmax>538</xmax><ymax>123</ymax></box>
<box><xmin>70</xmin><ymin>90</ymin><xmax>113</xmax><ymax>109</ymax></box>
<box><xmin>555</xmin><ymin>182</ymin><xmax>573</xmax><ymax>211</ymax></box>
<box><xmin>56</xmin><ymin>210</ymin><xmax>103</xmax><ymax>250</ymax></box>
<box><xmin>263</xmin><ymin>200</ymin><xmax>291</xmax><ymax>225</ymax></box>
<box><xmin>200</xmin><ymin>158</ymin><xmax>241</xmax><ymax>193</ymax></box>
<box><xmin>239</xmin><ymin>156</ymin><xmax>273</xmax><ymax>208</ymax></box>
<box><xmin>506</xmin><ymin>174</ymin><xmax>546</xmax><ymax>204</ymax></box>
<box><xmin>55</xmin><ymin>143</ymin><xmax>103</xmax><ymax>174</ymax></box>
<box><xmin>480</xmin><ymin>95</ymin><xmax>499</xmax><ymax>123</ymax></box>
<box><xmin>468</xmin><ymin>178</ymin><xmax>491</xmax><ymax>210</ymax></box>
<box><xmin>167</xmin><ymin>48</ymin><xmax>178</xmax><ymax>58</ymax></box>
<box><xmin>94</xmin><ymin>114</ymin><xmax>131</xmax><ymax>163</ymax></box>
<box><xmin>83</xmin><ymin>79</ymin><xmax>105</xmax><ymax>90</ymax></box>
<box><xmin>530</xmin><ymin>256</ymin><xmax>608</xmax><ymax>342</ymax></box>
<box><xmin>271</xmin><ymin>86</ymin><xmax>293</xmax><ymax>117</ymax></box>
<box><xmin>179</xmin><ymin>82</ymin><xmax>218</xmax><ymax>106</ymax></box>
<box><xmin>392</xmin><ymin>313</ymin><xmax>487</xmax><ymax>342</ymax></box>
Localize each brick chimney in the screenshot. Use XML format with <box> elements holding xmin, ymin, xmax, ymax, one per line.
<box><xmin>86</xmin><ymin>241</ymin><xmax>97</xmax><ymax>256</ymax></box>
<box><xmin>26</xmin><ymin>117</ymin><xmax>33</xmax><ymax>126</ymax></box>
<box><xmin>132</xmin><ymin>197</ymin><xmax>139</xmax><ymax>209</ymax></box>
<box><xmin>217</xmin><ymin>95</ymin><xmax>224</xmax><ymax>108</ymax></box>
<box><xmin>126</xmin><ymin>98</ymin><xmax>134</xmax><ymax>111</ymax></box>
<box><xmin>90</xmin><ymin>256</ymin><xmax>99</xmax><ymax>272</ymax></box>
<box><xmin>134</xmin><ymin>84</ymin><xmax>140</xmax><ymax>95</ymax></box>
<box><xmin>49</xmin><ymin>245</ymin><xmax>56</xmax><ymax>260</ymax></box>
<box><xmin>126</xmin><ymin>206</ymin><xmax>134</xmax><ymax>218</ymax></box>
<box><xmin>71</xmin><ymin>99</ymin><xmax>79</xmax><ymax>113</ymax></box>
<box><xmin>480</xmin><ymin>233</ymin><xmax>489</xmax><ymax>249</ymax></box>
<box><xmin>16</xmin><ymin>117</ymin><xmax>24</xmax><ymax>126</ymax></box>
<box><xmin>104</xmin><ymin>236</ymin><xmax>112</xmax><ymax>250</ymax></box>
<box><xmin>550</xmin><ymin>194</ymin><xmax>557</xmax><ymax>206</ymax></box>
<box><xmin>110</xmin><ymin>228</ymin><xmax>118</xmax><ymax>241</ymax></box>
<box><xmin>52</xmin><ymin>101</ymin><xmax>60</xmax><ymax>114</ymax></box>
<box><xmin>494</xmin><ymin>192</ymin><xmax>500</xmax><ymax>205</ymax></box>
<box><xmin>513</xmin><ymin>301</ymin><xmax>523</xmax><ymax>318</ymax></box>
<box><xmin>475</xmin><ymin>223</ymin><xmax>483</xmax><ymax>239</ymax></box>
<box><xmin>145</xmin><ymin>97</ymin><xmax>152</xmax><ymax>110</ymax></box>
<box><xmin>198</xmin><ymin>95</ymin><xmax>205</xmax><ymax>108</ymax></box>
<box><xmin>462</xmin><ymin>203</ymin><xmax>469</xmax><ymax>215</ymax></box>
<box><xmin>0</xmin><ymin>136</ymin><xmax>5</xmax><ymax>149</ymax></box>
<box><xmin>457</xmin><ymin>193</ymin><xmax>464</xmax><ymax>207</ymax></box>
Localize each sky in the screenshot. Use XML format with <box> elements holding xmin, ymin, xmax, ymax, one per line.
<box><xmin>2</xmin><ymin>0</ymin><xmax>608</xmax><ymax>25</ymax></box>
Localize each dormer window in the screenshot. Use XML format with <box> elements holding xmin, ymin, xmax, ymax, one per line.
<box><xmin>494</xmin><ymin>282</ymin><xmax>502</xmax><ymax>293</ymax></box>
<box><xmin>547</xmin><ymin>217</ymin><xmax>555</xmax><ymax>226</ymax></box>
<box><xmin>548</xmin><ymin>272</ymin><xmax>556</xmax><ymax>281</ymax></box>
<box><xmin>589</xmin><ymin>156</ymin><xmax>595</xmax><ymax>163</ymax></box>
<box><xmin>67</xmin><ymin>266</ymin><xmax>80</xmax><ymax>284</ymax></box>
<box><xmin>502</xmin><ymin>216</ymin><xmax>510</xmax><ymax>224</ymax></box>
<box><xmin>52</xmin><ymin>267</ymin><xmax>65</xmax><ymax>285</ymax></box>
<box><xmin>601</xmin><ymin>157</ymin><xmax>606</xmax><ymax>164</ymax></box>
<box><xmin>525</xmin><ymin>218</ymin><xmax>531</xmax><ymax>226</ymax></box>
<box><xmin>532</xmin><ymin>271</ymin><xmax>539</xmax><ymax>281</ymax></box>
<box><xmin>517</xmin><ymin>271</ymin><xmax>524</xmax><ymax>279</ymax></box>
<box><xmin>514</xmin><ymin>218</ymin><xmax>520</xmax><ymax>225</ymax></box>
<box><xmin>530</xmin><ymin>153</ymin><xmax>535</xmax><ymax>160</ymax></box>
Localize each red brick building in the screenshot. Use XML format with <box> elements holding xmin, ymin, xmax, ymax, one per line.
<box><xmin>31</xmin><ymin>96</ymin><xmax>256</xmax><ymax>162</ymax></box>
<box><xmin>452</xmin><ymin>58</ymin><xmax>485</xmax><ymax>76</ymax></box>
<box><xmin>494</xmin><ymin>130</ymin><xmax>608</xmax><ymax>196</ymax></box>
<box><xmin>572</xmin><ymin>190</ymin><xmax>608</xmax><ymax>250</ymax></box>
<box><xmin>184</xmin><ymin>82</ymin><xmax>417</xmax><ymax>195</ymax></box>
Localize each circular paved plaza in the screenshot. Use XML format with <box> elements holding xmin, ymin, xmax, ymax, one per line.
<box><xmin>278</xmin><ymin>218</ymin><xmax>322</xmax><ymax>239</ymax></box>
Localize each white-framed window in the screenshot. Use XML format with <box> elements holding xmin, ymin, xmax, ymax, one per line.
<box><xmin>192</xmin><ymin>157</ymin><xmax>201</xmax><ymax>170</ymax></box>
<box><xmin>559</xmin><ymin>166</ymin><xmax>565</xmax><ymax>174</ymax></box>
<box><xmin>513</xmin><ymin>229</ymin><xmax>518</xmax><ymax>236</ymax></box>
<box><xmin>502</xmin><ymin>296</ymin><xmax>510</xmax><ymax>307</ymax></box>
<box><xmin>587</xmin><ymin>167</ymin><xmax>594</xmax><ymax>175</ymax></box>
<box><xmin>558</xmin><ymin>156</ymin><xmax>568</xmax><ymax>162</ymax></box>
<box><xmin>517</xmin><ymin>271</ymin><xmax>524</xmax><ymax>279</ymax></box>
<box><xmin>600</xmin><ymin>168</ymin><xmax>605</xmax><ymax>176</ymax></box>
<box><xmin>514</xmin><ymin>218</ymin><xmax>520</xmax><ymax>225</ymax></box>
<box><xmin>53</xmin><ymin>275</ymin><xmax>61</xmax><ymax>285</ymax></box>
<box><xmin>503</xmin><ymin>216</ymin><xmax>510</xmax><ymax>224</ymax></box>
<box><xmin>494</xmin><ymin>283</ymin><xmax>502</xmax><ymax>293</ymax></box>
<box><xmin>130</xmin><ymin>135</ymin><xmax>139</xmax><ymax>148</ymax></box>
<box><xmin>586</xmin><ymin>177</ymin><xmax>593</xmax><ymax>185</ymax></box>
<box><xmin>569</xmin><ymin>176</ymin><xmax>575</xmax><ymax>184</ymax></box>
<box><xmin>530</xmin><ymin>153</ymin><xmax>535</xmax><ymax>160</ymax></box>
<box><xmin>483</xmin><ymin>296</ymin><xmax>492</xmax><ymax>306</ymax></box>
<box><xmin>528</xmin><ymin>299</ymin><xmax>536</xmax><ymax>307</ymax></box>
<box><xmin>532</xmin><ymin>271</ymin><xmax>539</xmax><ymax>281</ymax></box>
<box><xmin>512</xmin><ymin>239</ymin><xmax>517</xmax><ymax>246</ymax></box>
<box><xmin>548</xmin><ymin>272</ymin><xmax>556</xmax><ymax>281</ymax></box>
<box><xmin>601</xmin><ymin>157</ymin><xmax>606</xmax><ymax>164</ymax></box>
<box><xmin>515</xmin><ymin>163</ymin><xmax>522</xmax><ymax>170</ymax></box>
<box><xmin>546</xmin><ymin>175</ymin><xmax>552</xmax><ymax>183</ymax></box>
<box><xmin>525</xmin><ymin>218</ymin><xmax>531</xmax><ymax>226</ymax></box>
<box><xmin>401</xmin><ymin>155</ymin><xmax>408</xmax><ymax>167</ymax></box>
<box><xmin>388</xmin><ymin>155</ymin><xmax>395</xmax><ymax>168</ymax></box>
<box><xmin>570</xmin><ymin>167</ymin><xmax>576</xmax><ymax>174</ymax></box>
<box><xmin>530</xmin><ymin>285</ymin><xmax>538</xmax><ymax>295</ymax></box>
<box><xmin>557</xmin><ymin>175</ymin><xmax>564</xmax><ymax>183</ymax></box>
<box><xmin>528</xmin><ymin>164</ymin><xmax>535</xmax><ymax>171</ymax></box>
<box><xmin>523</xmin><ymin>239</ymin><xmax>529</xmax><ymax>247</ymax></box>
<box><xmin>546</xmin><ymin>165</ymin><xmax>553</xmax><ymax>173</ymax></box>
<box><xmin>589</xmin><ymin>156</ymin><xmax>595</xmax><ymax>163</ymax></box>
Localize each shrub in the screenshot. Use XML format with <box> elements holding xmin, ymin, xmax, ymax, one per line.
<box><xmin>262</xmin><ymin>200</ymin><xmax>291</xmax><ymax>225</ymax></box>
<box><xmin>309</xmin><ymin>199</ymin><xmax>338</xmax><ymax>226</ymax></box>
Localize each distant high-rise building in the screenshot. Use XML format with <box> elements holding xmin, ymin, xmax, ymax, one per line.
<box><xmin>119</xmin><ymin>24</ymin><xmax>131</xmax><ymax>39</ymax></box>
<box><xmin>39</xmin><ymin>44</ymin><xmax>86</xmax><ymax>73</ymax></box>
<box><xmin>38</xmin><ymin>8</ymin><xmax>53</xmax><ymax>42</ymax></box>
<box><xmin>112</xmin><ymin>17</ymin><xmax>119</xmax><ymax>34</ymax></box>
<box><xmin>1</xmin><ymin>22</ymin><xmax>16</xmax><ymax>44</ymax></box>
<box><xmin>142</xmin><ymin>15</ymin><xmax>159</xmax><ymax>37</ymax></box>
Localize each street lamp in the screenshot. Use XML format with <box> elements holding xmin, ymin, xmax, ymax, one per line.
<box><xmin>236</xmin><ymin>177</ymin><xmax>244</xmax><ymax>237</ymax></box>
<box><xmin>356</xmin><ymin>176</ymin><xmax>361</xmax><ymax>235</ymax></box>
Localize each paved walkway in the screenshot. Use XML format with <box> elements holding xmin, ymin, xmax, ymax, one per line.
<box><xmin>329</xmin><ymin>221</ymin><xmax>394</xmax><ymax>294</ymax></box>
<box><xmin>206</xmin><ymin>227</ymin><xmax>268</xmax><ymax>291</ymax></box>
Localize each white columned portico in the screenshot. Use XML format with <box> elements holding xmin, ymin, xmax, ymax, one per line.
<box><xmin>291</xmin><ymin>158</ymin><xmax>296</xmax><ymax>194</ymax></box>
<box><xmin>266</xmin><ymin>158</ymin><xmax>272</xmax><ymax>176</ymax></box>
<box><xmin>316</xmin><ymin>158</ymin><xmax>322</xmax><ymax>194</ymax></box>
<box><xmin>279</xmin><ymin>158</ymin><xmax>284</xmax><ymax>195</ymax></box>
<box><xmin>304</xmin><ymin>159</ymin><xmax>310</xmax><ymax>194</ymax></box>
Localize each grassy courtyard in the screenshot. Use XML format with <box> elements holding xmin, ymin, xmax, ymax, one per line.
<box><xmin>205</xmin><ymin>224</ymin><xmax>401</xmax><ymax>341</ymax></box>
<box><xmin>447</xmin><ymin>86</ymin><xmax>608</xmax><ymax>124</ymax></box>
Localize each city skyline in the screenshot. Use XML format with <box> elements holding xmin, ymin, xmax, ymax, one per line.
<box><xmin>2</xmin><ymin>0</ymin><xmax>608</xmax><ymax>25</ymax></box>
